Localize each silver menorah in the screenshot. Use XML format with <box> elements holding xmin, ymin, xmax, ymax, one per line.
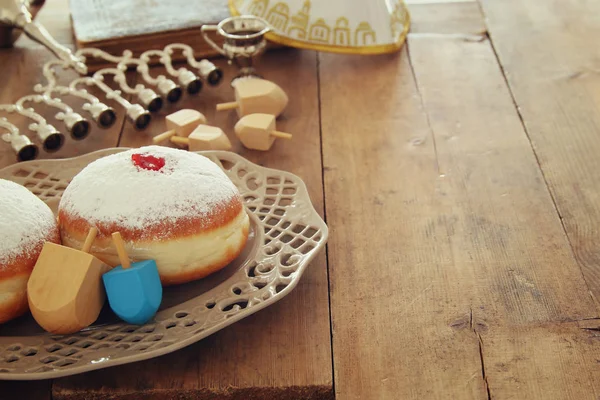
<box><xmin>1</xmin><ymin>0</ymin><xmax>275</xmax><ymax>162</ymax></box>
<box><xmin>0</xmin><ymin>44</ymin><xmax>223</xmax><ymax>162</ymax></box>
<box><xmin>0</xmin><ymin>0</ymin><xmax>224</xmax><ymax>162</ymax></box>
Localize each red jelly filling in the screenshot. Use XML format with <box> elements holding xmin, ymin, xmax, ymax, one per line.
<box><xmin>131</xmin><ymin>153</ymin><xmax>166</xmax><ymax>171</ymax></box>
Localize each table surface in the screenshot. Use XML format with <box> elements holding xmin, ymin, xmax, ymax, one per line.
<box><xmin>1</xmin><ymin>0</ymin><xmax>600</xmax><ymax>399</ymax></box>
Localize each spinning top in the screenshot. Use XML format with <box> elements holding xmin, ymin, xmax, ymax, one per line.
<box><xmin>27</xmin><ymin>227</ymin><xmax>110</xmax><ymax>334</ymax></box>
<box><xmin>170</xmin><ymin>125</ymin><xmax>232</xmax><ymax>151</ymax></box>
<box><xmin>234</xmin><ymin>113</ymin><xmax>292</xmax><ymax>151</ymax></box>
<box><xmin>152</xmin><ymin>109</ymin><xmax>207</xmax><ymax>144</ymax></box>
<box><xmin>216</xmin><ymin>78</ymin><xmax>288</xmax><ymax>117</ymax></box>
<box><xmin>102</xmin><ymin>232</ymin><xmax>162</xmax><ymax>325</ymax></box>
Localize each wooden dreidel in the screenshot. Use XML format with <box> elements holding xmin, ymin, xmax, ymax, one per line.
<box><xmin>216</xmin><ymin>78</ymin><xmax>288</xmax><ymax>118</ymax></box>
<box><xmin>234</xmin><ymin>113</ymin><xmax>292</xmax><ymax>151</ymax></box>
<box><xmin>170</xmin><ymin>124</ymin><xmax>232</xmax><ymax>151</ymax></box>
<box><xmin>27</xmin><ymin>227</ymin><xmax>110</xmax><ymax>334</ymax></box>
<box><xmin>102</xmin><ymin>232</ymin><xmax>162</xmax><ymax>325</ymax></box>
<box><xmin>152</xmin><ymin>109</ymin><xmax>207</xmax><ymax>145</ymax></box>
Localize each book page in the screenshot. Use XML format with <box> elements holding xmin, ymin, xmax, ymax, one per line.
<box><xmin>70</xmin><ymin>0</ymin><xmax>229</xmax><ymax>42</ymax></box>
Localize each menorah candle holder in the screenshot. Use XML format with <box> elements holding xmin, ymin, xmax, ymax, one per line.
<box><xmin>0</xmin><ymin>43</ymin><xmax>223</xmax><ymax>161</ymax></box>
<box><xmin>0</xmin><ymin>117</ymin><xmax>38</xmax><ymax>161</ymax></box>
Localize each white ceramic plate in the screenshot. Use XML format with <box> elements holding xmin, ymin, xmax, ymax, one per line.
<box><xmin>0</xmin><ymin>148</ymin><xmax>327</xmax><ymax>380</ymax></box>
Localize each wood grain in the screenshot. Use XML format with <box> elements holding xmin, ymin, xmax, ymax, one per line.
<box><xmin>479</xmin><ymin>0</ymin><xmax>600</xmax><ymax>307</ymax></box>
<box><xmin>320</xmin><ymin>48</ymin><xmax>486</xmax><ymax>400</ymax></box>
<box><xmin>484</xmin><ymin>322</ymin><xmax>600</xmax><ymax>399</ymax></box>
<box><xmin>52</xmin><ymin>48</ymin><xmax>333</xmax><ymax>400</ymax></box>
<box><xmin>0</xmin><ymin>379</ymin><xmax>51</xmax><ymax>400</ymax></box>
<box><xmin>407</xmin><ymin>1</ymin><xmax>486</xmax><ymax>35</ymax></box>
<box><xmin>408</xmin><ymin>35</ymin><xmax>600</xmax><ymax>399</ymax></box>
<box><xmin>320</xmin><ymin>31</ymin><xmax>598</xmax><ymax>399</ymax></box>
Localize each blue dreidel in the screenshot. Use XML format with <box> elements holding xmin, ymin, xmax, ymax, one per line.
<box><xmin>102</xmin><ymin>232</ymin><xmax>162</xmax><ymax>325</ymax></box>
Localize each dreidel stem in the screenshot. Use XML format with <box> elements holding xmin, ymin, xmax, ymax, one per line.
<box><xmin>170</xmin><ymin>136</ymin><xmax>190</xmax><ymax>146</ymax></box>
<box><xmin>81</xmin><ymin>227</ymin><xmax>98</xmax><ymax>253</ymax></box>
<box><xmin>112</xmin><ymin>232</ymin><xmax>131</xmax><ymax>269</ymax></box>
<box><xmin>152</xmin><ymin>130</ymin><xmax>176</xmax><ymax>144</ymax></box>
<box><xmin>216</xmin><ymin>102</ymin><xmax>238</xmax><ymax>111</ymax></box>
<box><xmin>271</xmin><ymin>131</ymin><xmax>292</xmax><ymax>140</ymax></box>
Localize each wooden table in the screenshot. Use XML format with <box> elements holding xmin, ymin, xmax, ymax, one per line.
<box><xmin>2</xmin><ymin>0</ymin><xmax>600</xmax><ymax>398</ymax></box>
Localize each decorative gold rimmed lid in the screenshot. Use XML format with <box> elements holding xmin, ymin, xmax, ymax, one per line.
<box><xmin>229</xmin><ymin>0</ymin><xmax>411</xmax><ymax>55</ymax></box>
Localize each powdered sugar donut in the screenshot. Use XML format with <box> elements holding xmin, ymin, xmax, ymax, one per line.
<box><xmin>0</xmin><ymin>179</ymin><xmax>60</xmax><ymax>323</ymax></box>
<box><xmin>58</xmin><ymin>146</ymin><xmax>250</xmax><ymax>285</ymax></box>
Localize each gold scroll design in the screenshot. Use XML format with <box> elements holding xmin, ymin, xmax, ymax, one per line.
<box><xmin>354</xmin><ymin>21</ymin><xmax>376</xmax><ymax>46</ymax></box>
<box><xmin>287</xmin><ymin>0</ymin><xmax>310</xmax><ymax>40</ymax></box>
<box><xmin>248</xmin><ymin>0</ymin><xmax>378</xmax><ymax>46</ymax></box>
<box><xmin>333</xmin><ymin>17</ymin><xmax>350</xmax><ymax>46</ymax></box>
<box><xmin>265</xmin><ymin>2</ymin><xmax>290</xmax><ymax>32</ymax></box>
<box><xmin>304</xmin><ymin>17</ymin><xmax>376</xmax><ymax>46</ymax></box>
<box><xmin>248</xmin><ymin>0</ymin><xmax>269</xmax><ymax>17</ymax></box>
<box><xmin>389</xmin><ymin>0</ymin><xmax>409</xmax><ymax>39</ymax></box>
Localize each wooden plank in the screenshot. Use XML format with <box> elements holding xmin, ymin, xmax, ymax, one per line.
<box><xmin>408</xmin><ymin>34</ymin><xmax>600</xmax><ymax>399</ymax></box>
<box><xmin>484</xmin><ymin>322</ymin><xmax>600</xmax><ymax>399</ymax></box>
<box><xmin>319</xmin><ymin>48</ymin><xmax>486</xmax><ymax>400</ymax></box>
<box><xmin>407</xmin><ymin>2</ymin><xmax>486</xmax><ymax>35</ymax></box>
<box><xmin>0</xmin><ymin>380</ymin><xmax>52</xmax><ymax>400</ymax></box>
<box><xmin>479</xmin><ymin>0</ymin><xmax>600</xmax><ymax>307</ymax></box>
<box><xmin>53</xmin><ymin>48</ymin><xmax>333</xmax><ymax>400</ymax></box>
<box><xmin>0</xmin><ymin>47</ymin><xmax>124</xmax><ymax>169</ymax></box>
<box><xmin>320</xmin><ymin>32</ymin><xmax>598</xmax><ymax>399</ymax></box>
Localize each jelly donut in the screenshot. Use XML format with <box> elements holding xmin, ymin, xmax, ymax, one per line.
<box><xmin>58</xmin><ymin>146</ymin><xmax>250</xmax><ymax>285</ymax></box>
<box><xmin>0</xmin><ymin>179</ymin><xmax>60</xmax><ymax>323</ymax></box>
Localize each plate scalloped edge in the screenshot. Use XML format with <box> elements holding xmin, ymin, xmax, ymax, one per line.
<box><xmin>0</xmin><ymin>148</ymin><xmax>328</xmax><ymax>380</ymax></box>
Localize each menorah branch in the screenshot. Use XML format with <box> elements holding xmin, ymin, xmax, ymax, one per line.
<box><xmin>1</xmin><ymin>43</ymin><xmax>224</xmax><ymax>161</ymax></box>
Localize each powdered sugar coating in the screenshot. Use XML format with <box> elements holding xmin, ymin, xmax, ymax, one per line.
<box><xmin>59</xmin><ymin>146</ymin><xmax>241</xmax><ymax>237</ymax></box>
<box><xmin>0</xmin><ymin>179</ymin><xmax>58</xmax><ymax>266</ymax></box>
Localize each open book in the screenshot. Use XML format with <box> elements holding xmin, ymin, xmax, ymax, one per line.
<box><xmin>69</xmin><ymin>0</ymin><xmax>230</xmax><ymax>70</ymax></box>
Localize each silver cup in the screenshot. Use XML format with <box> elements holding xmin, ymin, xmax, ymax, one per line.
<box><xmin>201</xmin><ymin>15</ymin><xmax>270</xmax><ymax>79</ymax></box>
